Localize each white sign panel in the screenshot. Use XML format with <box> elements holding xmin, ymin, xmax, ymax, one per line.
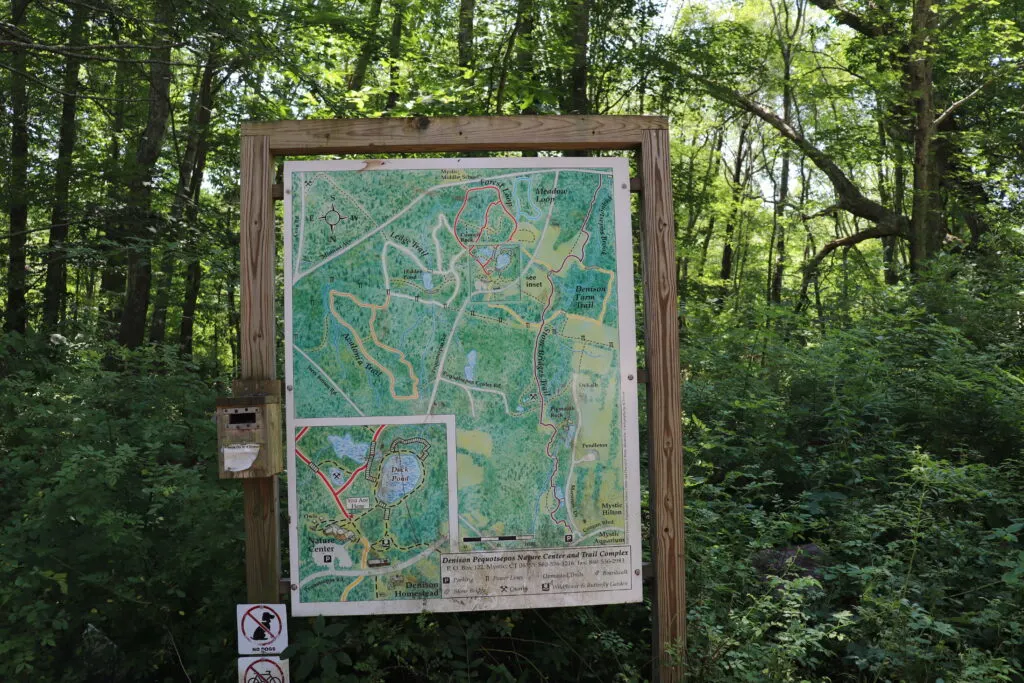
<box><xmin>238</xmin><ymin>656</ymin><xmax>290</xmax><ymax>683</ymax></box>
<box><xmin>284</xmin><ymin>158</ymin><xmax>643</xmax><ymax>615</ymax></box>
<box><xmin>236</xmin><ymin>603</ymin><xmax>288</xmax><ymax>655</ymax></box>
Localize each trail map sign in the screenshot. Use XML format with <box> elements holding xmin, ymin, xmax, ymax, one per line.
<box><xmin>284</xmin><ymin>157</ymin><xmax>642</xmax><ymax>616</ymax></box>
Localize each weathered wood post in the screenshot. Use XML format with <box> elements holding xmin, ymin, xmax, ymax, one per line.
<box><xmin>639</xmin><ymin>127</ymin><xmax>685</xmax><ymax>681</ymax></box>
<box><xmin>238</xmin><ymin>134</ymin><xmax>282</xmax><ymax>603</ymax></box>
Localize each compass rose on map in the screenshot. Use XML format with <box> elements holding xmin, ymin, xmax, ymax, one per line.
<box><xmin>318</xmin><ymin>204</ymin><xmax>348</xmax><ymax>234</ymax></box>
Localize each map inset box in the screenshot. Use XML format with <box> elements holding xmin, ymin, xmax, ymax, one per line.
<box><xmin>291</xmin><ymin>415</ymin><xmax>457</xmax><ymax>615</ymax></box>
<box><xmin>464</xmin><ymin>243</ymin><xmax>522</xmax><ymax>303</ymax></box>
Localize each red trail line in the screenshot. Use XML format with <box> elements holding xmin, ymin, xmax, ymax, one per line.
<box><xmin>295</xmin><ymin>446</ymin><xmax>351</xmax><ymax>519</ymax></box>
<box><xmin>451</xmin><ymin>185</ymin><xmax>520</xmax><ymax>273</ymax></box>
<box><xmin>530</xmin><ymin>176</ymin><xmax>605</xmax><ymax>530</ymax></box>
<box><xmin>336</xmin><ymin>463</ymin><xmax>368</xmax><ymax>493</ymax></box>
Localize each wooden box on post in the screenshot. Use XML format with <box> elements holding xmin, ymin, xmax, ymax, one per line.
<box><xmin>215</xmin><ymin>379</ymin><xmax>283</xmax><ymax>479</ymax></box>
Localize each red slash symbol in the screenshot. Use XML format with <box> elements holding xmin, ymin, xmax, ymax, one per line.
<box><xmin>242</xmin><ymin>605</ymin><xmax>282</xmax><ymax>646</ymax></box>
<box><xmin>244</xmin><ymin>658</ymin><xmax>285</xmax><ymax>683</ymax></box>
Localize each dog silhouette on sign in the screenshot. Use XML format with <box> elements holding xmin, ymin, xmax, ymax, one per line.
<box><xmin>252</xmin><ymin>611</ymin><xmax>276</xmax><ymax>641</ymax></box>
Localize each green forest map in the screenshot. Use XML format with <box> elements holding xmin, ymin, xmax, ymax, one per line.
<box><xmin>286</xmin><ymin>160</ymin><xmax>637</xmax><ymax>613</ymax></box>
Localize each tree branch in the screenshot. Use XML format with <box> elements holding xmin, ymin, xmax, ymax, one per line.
<box><xmin>805</xmin><ymin>0</ymin><xmax>887</xmax><ymax>38</ymax></box>
<box><xmin>795</xmin><ymin>224</ymin><xmax>902</xmax><ymax>310</ymax></box>
<box><xmin>933</xmin><ymin>61</ymin><xmax>1023</xmax><ymax>128</ymax></box>
<box><xmin>695</xmin><ymin>76</ymin><xmax>907</xmax><ymax>231</ymax></box>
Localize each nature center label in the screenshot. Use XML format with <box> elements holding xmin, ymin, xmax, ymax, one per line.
<box><xmin>284</xmin><ymin>158</ymin><xmax>642</xmax><ymax>616</ymax></box>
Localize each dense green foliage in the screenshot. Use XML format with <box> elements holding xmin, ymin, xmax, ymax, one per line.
<box><xmin>1</xmin><ymin>0</ymin><xmax>1023</xmax><ymax>679</ymax></box>
<box><xmin>683</xmin><ymin>255</ymin><xmax>1024</xmax><ymax>680</ymax></box>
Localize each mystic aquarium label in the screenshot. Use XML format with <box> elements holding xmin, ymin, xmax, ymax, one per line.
<box><xmin>284</xmin><ymin>158</ymin><xmax>642</xmax><ymax>615</ymax></box>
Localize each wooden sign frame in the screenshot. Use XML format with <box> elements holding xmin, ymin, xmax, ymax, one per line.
<box><xmin>237</xmin><ymin>115</ymin><xmax>685</xmax><ymax>681</ymax></box>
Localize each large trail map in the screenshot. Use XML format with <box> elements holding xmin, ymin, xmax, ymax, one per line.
<box><xmin>285</xmin><ymin>158</ymin><xmax>642</xmax><ymax>616</ymax></box>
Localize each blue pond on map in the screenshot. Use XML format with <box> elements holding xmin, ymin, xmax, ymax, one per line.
<box><xmin>464</xmin><ymin>350</ymin><xmax>478</xmax><ymax>382</ymax></box>
<box><xmin>328</xmin><ymin>434</ymin><xmax>368</xmax><ymax>465</ymax></box>
<box><xmin>376</xmin><ymin>453</ymin><xmax>423</xmax><ymax>504</ymax></box>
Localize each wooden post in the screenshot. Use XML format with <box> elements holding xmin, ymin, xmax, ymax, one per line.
<box><xmin>639</xmin><ymin>127</ymin><xmax>686</xmax><ymax>682</ymax></box>
<box><xmin>239</xmin><ymin>134</ymin><xmax>281</xmax><ymax>603</ymax></box>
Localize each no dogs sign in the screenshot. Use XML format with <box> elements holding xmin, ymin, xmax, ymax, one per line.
<box><xmin>237</xmin><ymin>603</ymin><xmax>289</xmax><ymax>655</ymax></box>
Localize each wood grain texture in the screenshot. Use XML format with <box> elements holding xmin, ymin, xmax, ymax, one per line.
<box><xmin>239</xmin><ymin>134</ymin><xmax>281</xmax><ymax>603</ymax></box>
<box><xmin>240</xmin><ymin>135</ymin><xmax>276</xmax><ymax>380</ymax></box>
<box><xmin>243</xmin><ymin>476</ymin><xmax>280</xmax><ymax>603</ymax></box>
<box><xmin>639</xmin><ymin>128</ymin><xmax>686</xmax><ymax>682</ymax></box>
<box><xmin>242</xmin><ymin>115</ymin><xmax>668</xmax><ymax>155</ymax></box>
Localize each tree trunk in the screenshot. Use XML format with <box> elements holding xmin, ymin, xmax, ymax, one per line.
<box><xmin>494</xmin><ymin>13</ymin><xmax>525</xmax><ymax>114</ymax></box>
<box><xmin>178</xmin><ymin>258</ymin><xmax>202</xmax><ymax>356</ymax></box>
<box><xmin>117</xmin><ymin>6</ymin><xmax>173</xmax><ymax>348</ymax></box>
<box><xmin>149</xmin><ymin>56</ymin><xmax>218</xmax><ymax>343</ymax></box>
<box><xmin>768</xmin><ymin>0</ymin><xmax>804</xmax><ymax>303</ymax></box>
<box><xmin>876</xmin><ymin>118</ymin><xmax>900</xmax><ymax>285</ymax></box>
<box><xmin>43</xmin><ymin>4</ymin><xmax>88</xmax><ymax>329</ymax></box>
<box><xmin>177</xmin><ymin>137</ymin><xmax>211</xmax><ymax>356</ymax></box>
<box><xmin>515</xmin><ymin>0</ymin><xmax>537</xmax><ymax>119</ymax></box>
<box><xmin>457</xmin><ymin>0</ymin><xmax>474</xmax><ymax>68</ymax></box>
<box><xmin>720</xmin><ymin>121</ymin><xmax>749</xmax><ymax>281</ymax></box>
<box><xmin>98</xmin><ymin>35</ymin><xmax>134</xmax><ymax>332</ymax></box>
<box><xmin>908</xmin><ymin>0</ymin><xmax>940</xmax><ymax>270</ymax></box>
<box><xmin>5</xmin><ymin>0</ymin><xmax>31</xmax><ymax>334</ymax></box>
<box><xmin>349</xmin><ymin>0</ymin><xmax>384</xmax><ymax>91</ymax></box>
<box><xmin>770</xmin><ymin>67</ymin><xmax>792</xmax><ymax>304</ymax></box>
<box><xmin>384</xmin><ymin>0</ymin><xmax>405</xmax><ymax>111</ymax></box>
<box><xmin>566</xmin><ymin>0</ymin><xmax>590</xmax><ymax>114</ymax></box>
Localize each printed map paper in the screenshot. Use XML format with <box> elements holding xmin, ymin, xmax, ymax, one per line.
<box><xmin>284</xmin><ymin>158</ymin><xmax>642</xmax><ymax>615</ymax></box>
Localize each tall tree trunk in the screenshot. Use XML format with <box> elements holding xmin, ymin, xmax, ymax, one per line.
<box><xmin>149</xmin><ymin>56</ymin><xmax>218</xmax><ymax>343</ymax></box>
<box><xmin>567</xmin><ymin>0</ymin><xmax>590</xmax><ymax>114</ymax></box>
<box><xmin>771</xmin><ymin>120</ymin><xmax>790</xmax><ymax>301</ymax></box>
<box><xmin>99</xmin><ymin>31</ymin><xmax>134</xmax><ymax>332</ymax></box>
<box><xmin>384</xmin><ymin>0</ymin><xmax>405</xmax><ymax>111</ymax></box>
<box><xmin>43</xmin><ymin>4</ymin><xmax>88</xmax><ymax>329</ymax></box>
<box><xmin>516</xmin><ymin>0</ymin><xmax>537</xmax><ymax>116</ymax></box>
<box><xmin>494</xmin><ymin>14</ymin><xmax>524</xmax><ymax>113</ymax></box>
<box><xmin>177</xmin><ymin>137</ymin><xmax>212</xmax><ymax>356</ymax></box>
<box><xmin>720</xmin><ymin>121</ymin><xmax>750</xmax><ymax>281</ymax></box>
<box><xmin>908</xmin><ymin>0</ymin><xmax>939</xmax><ymax>270</ymax></box>
<box><xmin>457</xmin><ymin>0</ymin><xmax>474</xmax><ymax>68</ymax></box>
<box><xmin>177</xmin><ymin>256</ymin><xmax>202</xmax><ymax>357</ymax></box>
<box><xmin>768</xmin><ymin>0</ymin><xmax>803</xmax><ymax>304</ymax></box>
<box><xmin>5</xmin><ymin>0</ymin><xmax>31</xmax><ymax>334</ymax></box>
<box><xmin>349</xmin><ymin>0</ymin><xmax>384</xmax><ymax>91</ymax></box>
<box><xmin>877</xmin><ymin>118</ymin><xmax>900</xmax><ymax>284</ymax></box>
<box><xmin>117</xmin><ymin>6</ymin><xmax>173</xmax><ymax>348</ymax></box>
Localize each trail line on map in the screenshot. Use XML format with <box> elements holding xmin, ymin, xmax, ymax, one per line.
<box><xmin>292</xmin><ymin>346</ymin><xmax>365</xmax><ymax>416</ymax></box>
<box><xmin>451</xmin><ymin>186</ymin><xmax>519</xmax><ymax>274</ymax></box>
<box><xmin>426</xmin><ymin>297</ymin><xmax>471</xmax><ymax>413</ymax></box>
<box><xmin>293</xmin><ymin>168</ymin><xmax>612</xmax><ymax>285</ymax></box>
<box><xmin>295</xmin><ymin>445</ymin><xmax>351</xmax><ymax>518</ymax></box>
<box><xmin>531</xmin><ymin>176</ymin><xmax>604</xmax><ymax>530</ymax></box>
<box><xmin>299</xmin><ymin>537</ymin><xmax>448</xmax><ymax>583</ymax></box>
<box><xmin>333</xmin><ymin>424</ymin><xmax>386</xmax><ymax>493</ymax></box>
<box><xmin>439</xmin><ymin>377</ymin><xmax>512</xmax><ymax>415</ymax></box>
<box><xmin>328</xmin><ymin>291</ymin><xmax>420</xmax><ymax>400</ymax></box>
<box><xmin>340</xmin><ymin>538</ymin><xmax>371</xmax><ymax>600</ymax></box>
<box><xmin>336</xmin><ymin>464</ymin><xmax>367</xmax><ymax>493</ymax></box>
